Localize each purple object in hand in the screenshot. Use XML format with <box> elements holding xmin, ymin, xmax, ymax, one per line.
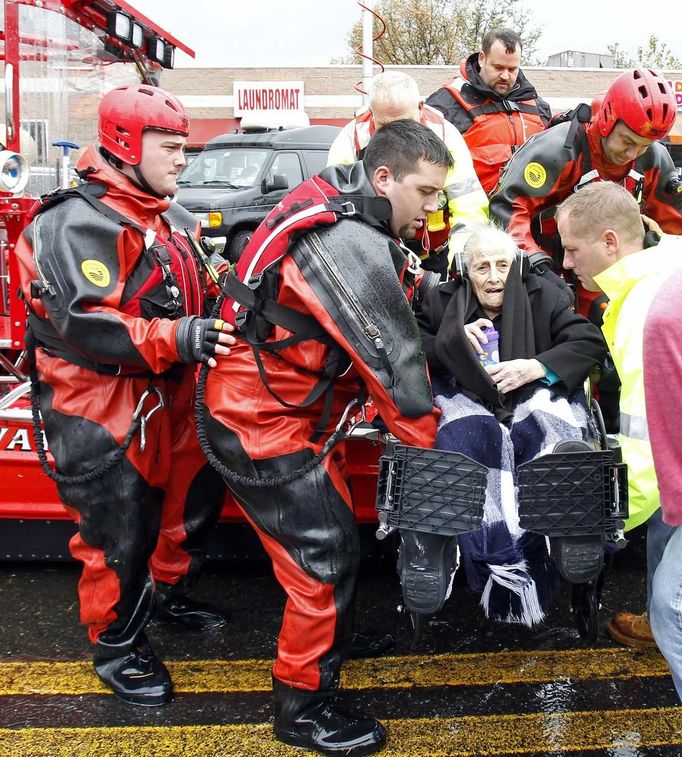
<box><xmin>478</xmin><ymin>326</ymin><xmax>499</xmax><ymax>367</ymax></box>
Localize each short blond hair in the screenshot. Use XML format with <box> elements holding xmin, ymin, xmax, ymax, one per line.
<box><xmin>556</xmin><ymin>182</ymin><xmax>644</xmax><ymax>246</ymax></box>
<box><xmin>368</xmin><ymin>71</ymin><xmax>421</xmax><ymax>111</ymax></box>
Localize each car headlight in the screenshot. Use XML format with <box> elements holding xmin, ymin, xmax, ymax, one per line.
<box><xmin>191</xmin><ymin>211</ymin><xmax>223</xmax><ymax>228</ymax></box>
<box><xmin>208</xmin><ymin>211</ymin><xmax>223</xmax><ymax>228</ymax></box>
<box><xmin>0</xmin><ymin>150</ymin><xmax>29</xmax><ymax>194</ymax></box>
<box><xmin>192</xmin><ymin>212</ymin><xmax>209</xmax><ymax>227</ymax></box>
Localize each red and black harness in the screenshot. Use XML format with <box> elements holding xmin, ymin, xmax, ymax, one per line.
<box><xmin>219</xmin><ymin>177</ymin><xmax>393</xmax><ymax>438</ymax></box>
<box><xmin>26</xmin><ymin>181</ymin><xmax>207</xmax><ymax>376</ymax></box>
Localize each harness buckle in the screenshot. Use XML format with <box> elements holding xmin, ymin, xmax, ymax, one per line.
<box><xmin>246</xmin><ymin>272</ymin><xmax>264</xmax><ymax>290</ymax></box>
<box><xmin>235</xmin><ymin>309</ymin><xmax>252</xmax><ymax>330</ymax></box>
<box><xmin>338</xmin><ymin>201</ymin><xmax>357</xmax><ymax>217</ymax></box>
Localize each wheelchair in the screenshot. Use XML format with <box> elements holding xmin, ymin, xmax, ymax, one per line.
<box><xmin>374</xmin><ymin>395</ymin><xmax>628</xmax><ymax>645</ymax></box>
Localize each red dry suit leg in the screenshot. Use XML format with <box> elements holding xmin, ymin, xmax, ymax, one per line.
<box><xmin>201</xmin><ymin>165</ymin><xmax>439</xmax><ymax>693</ymax></box>
<box><xmin>207</xmin><ymin>415</ymin><xmax>360</xmax><ymax>689</ymax></box>
<box><xmin>38</xmin><ymin>358</ymin><xmax>224</xmax><ymax>647</ymax></box>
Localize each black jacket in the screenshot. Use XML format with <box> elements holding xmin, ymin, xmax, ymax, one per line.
<box><xmin>417</xmin><ymin>264</ymin><xmax>607</xmax><ymax>421</ymax></box>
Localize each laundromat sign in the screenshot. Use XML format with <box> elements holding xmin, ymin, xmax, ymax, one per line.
<box><xmin>233</xmin><ymin>81</ymin><xmax>304</xmax><ymax>116</ymax></box>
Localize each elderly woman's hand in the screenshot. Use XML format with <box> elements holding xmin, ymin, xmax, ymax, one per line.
<box><xmin>463</xmin><ymin>317</ymin><xmax>494</xmax><ymax>355</ymax></box>
<box><xmin>485</xmin><ymin>358</ymin><xmax>546</xmax><ymax>394</ymax></box>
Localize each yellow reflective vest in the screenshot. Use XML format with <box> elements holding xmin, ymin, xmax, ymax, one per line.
<box><xmin>326</xmin><ymin>105</ymin><xmax>489</xmax><ymax>260</ymax></box>
<box><xmin>594</xmin><ymin>236</ymin><xmax>682</xmax><ymax>530</ymax></box>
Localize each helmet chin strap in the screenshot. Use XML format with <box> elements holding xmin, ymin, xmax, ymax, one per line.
<box><xmin>132</xmin><ymin>164</ymin><xmax>168</xmax><ymax>199</ymax></box>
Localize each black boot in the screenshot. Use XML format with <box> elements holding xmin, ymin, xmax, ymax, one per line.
<box><xmin>155</xmin><ymin>585</ymin><xmax>228</xmax><ymax>631</ymax></box>
<box><xmin>398</xmin><ymin>530</ymin><xmax>458</xmax><ymax>614</ymax></box>
<box><xmin>272</xmin><ymin>678</ymin><xmax>386</xmax><ymax>756</ymax></box>
<box><xmin>94</xmin><ymin>634</ymin><xmax>172</xmax><ymax>707</ymax></box>
<box><xmin>347</xmin><ymin>630</ymin><xmax>395</xmax><ymax>660</ymax></box>
<box><xmin>550</xmin><ymin>535</ymin><xmax>604</xmax><ymax>584</ymax></box>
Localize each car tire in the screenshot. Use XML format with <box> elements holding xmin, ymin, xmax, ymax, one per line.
<box><xmin>228</xmin><ymin>230</ymin><xmax>253</xmax><ymax>262</ymax></box>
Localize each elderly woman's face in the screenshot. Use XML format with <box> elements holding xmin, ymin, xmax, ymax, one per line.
<box><xmin>468</xmin><ymin>250</ymin><xmax>514</xmax><ymax>315</ymax></box>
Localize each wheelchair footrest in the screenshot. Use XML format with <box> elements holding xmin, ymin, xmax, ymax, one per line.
<box><xmin>375</xmin><ymin>444</ymin><xmax>487</xmax><ymax>536</ymax></box>
<box><xmin>518</xmin><ymin>450</ymin><xmax>628</xmax><ymax>537</ymax></box>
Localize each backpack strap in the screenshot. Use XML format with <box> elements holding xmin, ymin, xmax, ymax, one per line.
<box><xmin>265</xmin><ymin>194</ymin><xmax>391</xmax><ymax>233</ymax></box>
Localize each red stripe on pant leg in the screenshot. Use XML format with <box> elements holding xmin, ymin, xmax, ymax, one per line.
<box><xmin>241</xmin><ymin>509</ymin><xmax>337</xmax><ymax>691</ymax></box>
<box><xmin>66</xmin><ymin>506</ymin><xmax>121</xmax><ymax>644</ymax></box>
<box><xmin>149</xmin><ymin>376</ymin><xmax>201</xmax><ymax>586</ymax></box>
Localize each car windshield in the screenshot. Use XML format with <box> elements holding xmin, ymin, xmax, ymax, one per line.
<box><xmin>178</xmin><ymin>148</ymin><xmax>270</xmax><ymax>187</ymax></box>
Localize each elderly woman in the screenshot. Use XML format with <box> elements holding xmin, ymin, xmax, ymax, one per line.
<box><xmin>400</xmin><ymin>222</ymin><xmax>607</xmax><ymax>626</ymax></box>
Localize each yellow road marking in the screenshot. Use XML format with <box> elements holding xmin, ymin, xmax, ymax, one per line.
<box><xmin>1</xmin><ymin>708</ymin><xmax>681</xmax><ymax>756</ymax></box>
<box><xmin>0</xmin><ymin>648</ymin><xmax>669</xmax><ymax>696</ymax></box>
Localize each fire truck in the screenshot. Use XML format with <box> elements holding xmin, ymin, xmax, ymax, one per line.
<box><xmin>0</xmin><ymin>0</ymin><xmax>386</xmax><ymax>559</ymax></box>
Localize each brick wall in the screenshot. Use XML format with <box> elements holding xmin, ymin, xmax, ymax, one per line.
<box><xmin>162</xmin><ymin>65</ymin><xmax>682</xmax><ymax>121</ymax></box>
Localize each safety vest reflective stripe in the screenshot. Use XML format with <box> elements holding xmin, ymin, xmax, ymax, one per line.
<box><xmin>445</xmin><ymin>175</ymin><xmax>482</xmax><ymax>200</ymax></box>
<box><xmin>620</xmin><ymin>412</ymin><xmax>649</xmax><ymax>441</ymax></box>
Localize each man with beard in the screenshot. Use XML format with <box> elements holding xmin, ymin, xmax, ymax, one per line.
<box><xmin>426</xmin><ymin>28</ymin><xmax>551</xmax><ymax>194</ymax></box>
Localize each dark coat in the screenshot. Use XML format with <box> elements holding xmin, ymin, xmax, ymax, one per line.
<box><xmin>417</xmin><ymin>263</ymin><xmax>607</xmax><ymax>422</ymax></box>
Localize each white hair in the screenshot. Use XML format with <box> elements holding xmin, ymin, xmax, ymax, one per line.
<box><xmin>461</xmin><ymin>222</ymin><xmax>519</xmax><ymax>269</ymax></box>
<box><xmin>368</xmin><ymin>71</ymin><xmax>421</xmax><ymax>110</ymax></box>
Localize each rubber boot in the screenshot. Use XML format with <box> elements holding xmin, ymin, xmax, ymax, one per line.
<box><xmin>94</xmin><ymin>633</ymin><xmax>173</xmax><ymax>706</ymax></box>
<box><xmin>272</xmin><ymin>678</ymin><xmax>386</xmax><ymax>756</ymax></box>
<box><xmin>155</xmin><ymin>582</ymin><xmax>228</xmax><ymax>631</ymax></box>
<box><xmin>347</xmin><ymin>630</ymin><xmax>395</xmax><ymax>660</ymax></box>
<box><xmin>398</xmin><ymin>530</ymin><xmax>458</xmax><ymax>614</ymax></box>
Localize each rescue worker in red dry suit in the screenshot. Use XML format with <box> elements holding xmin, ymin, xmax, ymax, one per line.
<box><xmin>16</xmin><ymin>84</ymin><xmax>236</xmax><ymax>706</ymax></box>
<box><xmin>200</xmin><ymin>120</ymin><xmax>450</xmax><ymax>755</ymax></box>
<box><xmin>489</xmin><ymin>67</ymin><xmax>682</xmax><ymax>303</ymax></box>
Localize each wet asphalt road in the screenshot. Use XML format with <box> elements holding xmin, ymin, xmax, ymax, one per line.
<box><xmin>0</xmin><ymin>524</ymin><xmax>680</xmax><ymax>756</ymax></box>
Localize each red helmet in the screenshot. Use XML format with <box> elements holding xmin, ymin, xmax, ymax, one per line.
<box><xmin>98</xmin><ymin>84</ymin><xmax>189</xmax><ymax>165</ymax></box>
<box><xmin>596</xmin><ymin>68</ymin><xmax>676</xmax><ymax>140</ymax></box>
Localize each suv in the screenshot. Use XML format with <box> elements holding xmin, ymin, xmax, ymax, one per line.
<box><xmin>177</xmin><ymin>125</ymin><xmax>341</xmax><ymax>261</ymax></box>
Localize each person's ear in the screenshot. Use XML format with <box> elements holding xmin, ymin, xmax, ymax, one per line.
<box><xmin>602</xmin><ymin>229</ymin><xmax>620</xmax><ymax>257</ymax></box>
<box><xmin>372</xmin><ymin>165</ymin><xmax>392</xmax><ymax>196</ymax></box>
<box><xmin>478</xmin><ymin>51</ymin><xmax>485</xmax><ymax>67</ymax></box>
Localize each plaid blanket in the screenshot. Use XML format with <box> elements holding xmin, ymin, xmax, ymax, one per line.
<box><xmin>434</xmin><ymin>377</ymin><xmax>593</xmax><ymax>626</ymax></box>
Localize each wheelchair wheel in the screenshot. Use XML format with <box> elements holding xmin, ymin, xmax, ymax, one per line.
<box><xmin>406</xmin><ymin>610</ymin><xmax>425</xmax><ymax>646</ymax></box>
<box><xmin>572</xmin><ymin>581</ymin><xmax>599</xmax><ymax>645</ymax></box>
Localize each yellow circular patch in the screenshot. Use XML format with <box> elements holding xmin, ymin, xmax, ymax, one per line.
<box><xmin>523</xmin><ymin>162</ymin><xmax>547</xmax><ymax>189</ymax></box>
<box><xmin>81</xmin><ymin>260</ymin><xmax>111</xmax><ymax>288</ymax></box>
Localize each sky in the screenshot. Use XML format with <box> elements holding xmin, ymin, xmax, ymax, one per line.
<box><xmin>130</xmin><ymin>0</ymin><xmax>682</xmax><ymax>69</ymax></box>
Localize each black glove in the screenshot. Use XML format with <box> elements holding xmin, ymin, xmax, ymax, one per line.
<box><xmin>176</xmin><ymin>316</ymin><xmax>224</xmax><ymax>365</ymax></box>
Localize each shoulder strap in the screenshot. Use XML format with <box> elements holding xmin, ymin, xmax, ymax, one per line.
<box><xmin>33</xmin><ymin>182</ymin><xmax>145</xmax><ymax>233</ymax></box>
